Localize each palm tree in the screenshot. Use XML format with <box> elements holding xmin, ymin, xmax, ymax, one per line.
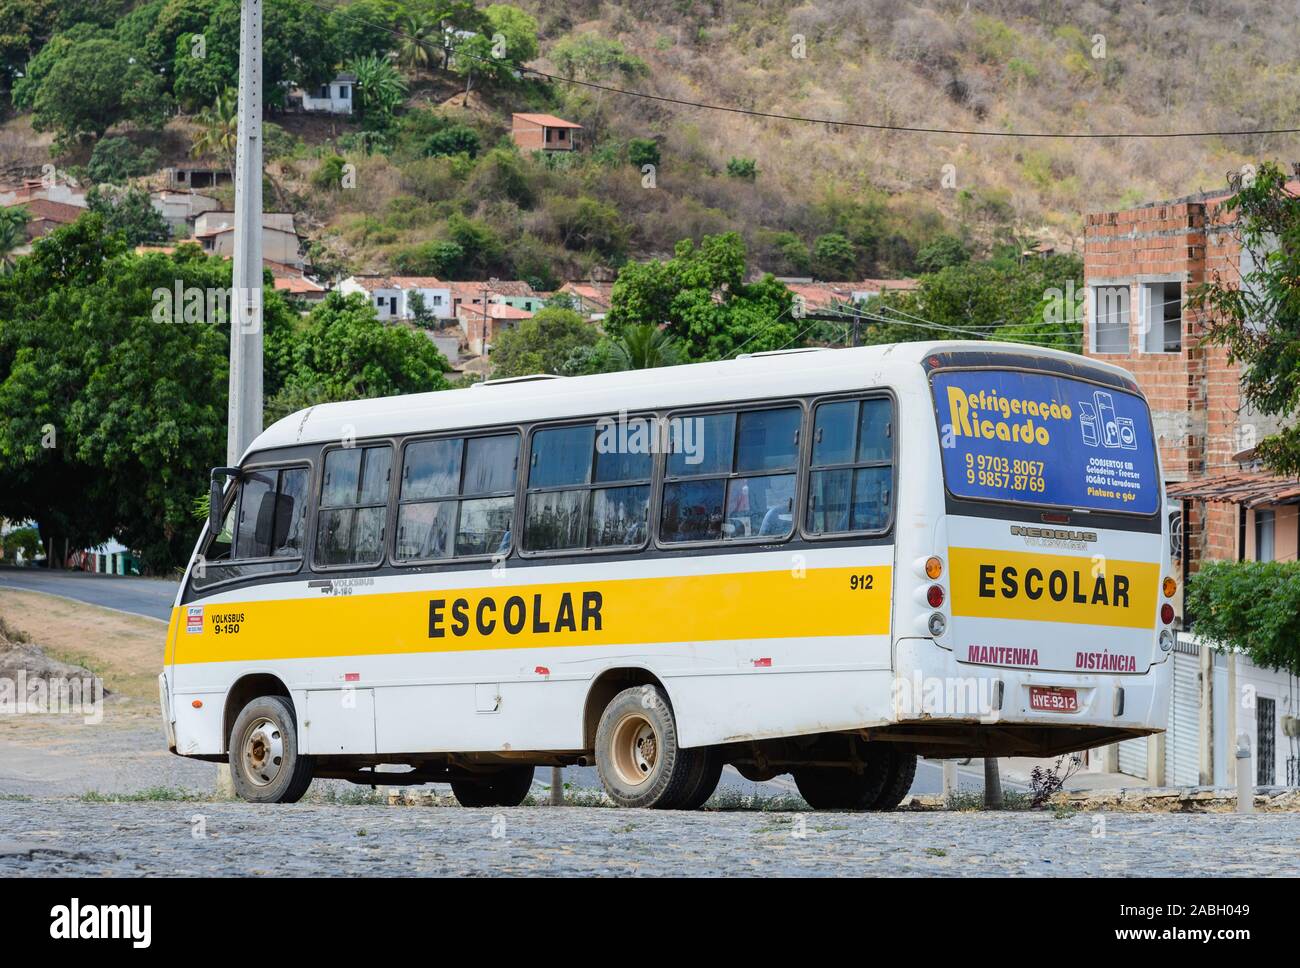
<box><xmin>615</xmin><ymin>323</ymin><xmax>680</xmax><ymax>370</ymax></box>
<box><xmin>396</xmin><ymin>15</ymin><xmax>437</xmax><ymax>78</ymax></box>
<box><xmin>191</xmin><ymin>89</ymin><xmax>239</xmax><ymax>180</ymax></box>
<box><xmin>0</xmin><ymin>207</ymin><xmax>28</xmax><ymax>274</ymax></box>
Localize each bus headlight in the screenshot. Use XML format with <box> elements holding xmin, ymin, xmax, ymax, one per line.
<box><xmin>927</xmin><ymin>612</ymin><xmax>947</xmax><ymax>637</ymax></box>
<box><xmin>1159</xmin><ymin>629</ymin><xmax>1174</xmax><ymax>652</ymax></box>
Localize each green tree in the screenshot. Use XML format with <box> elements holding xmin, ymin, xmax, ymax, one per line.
<box><xmin>190</xmin><ymin>89</ymin><xmax>239</xmax><ymax>179</ymax></box>
<box><xmin>168</xmin><ymin>0</ymin><xmax>336</xmax><ymax>110</ymax></box>
<box><xmin>86</xmin><ymin>136</ymin><xmax>161</xmax><ymax>184</ymax></box>
<box><xmin>915</xmin><ymin>234</ymin><xmax>971</xmax><ymax>272</ymax></box>
<box><xmin>726</xmin><ymin>157</ymin><xmax>758</xmax><ymax>180</ymax></box>
<box><xmin>1185</xmin><ymin>560</ymin><xmax>1300</xmax><ymax>677</ymax></box>
<box><xmin>549</xmin><ymin>32</ymin><xmax>646</xmax><ymax>81</ymax></box>
<box><xmin>615</xmin><ymin>323</ymin><xmax>679</xmax><ymax>369</ymax></box>
<box><xmin>392</xmin><ymin>239</ymin><xmax>466</xmax><ymax>277</ymax></box>
<box><xmin>28</xmin><ymin>35</ymin><xmax>168</xmax><ymax>145</ymax></box>
<box><xmin>860</xmin><ymin>253</ymin><xmax>1084</xmax><ymax>352</ymax></box>
<box><xmin>0</xmin><ymin>226</ymin><xmax>450</xmax><ymax>571</ymax></box>
<box><xmin>811</xmin><ymin>232</ymin><xmax>856</xmax><ymax>279</ymax></box>
<box><xmin>487</xmin><ymin>307</ymin><xmax>610</xmax><ymax>378</ymax></box>
<box><xmin>274</xmin><ymin>292</ymin><xmax>451</xmax><ymax>405</ymax></box>
<box><xmin>627</xmin><ymin>137</ymin><xmax>660</xmax><ymax>169</ymax></box>
<box><xmin>0</xmin><ymin>206</ymin><xmax>26</xmax><ymax>273</ymax></box>
<box><xmin>86</xmin><ymin>185</ymin><xmax>170</xmax><ymax>246</ymax></box>
<box><xmin>606</xmin><ymin>232</ymin><xmax>797</xmax><ymax>361</ymax></box>
<box><xmin>1190</xmin><ymin>163</ymin><xmax>1300</xmax><ymax>475</ymax></box>
<box><xmin>350</xmin><ymin>53</ymin><xmax>407</xmax><ymax>128</ymax></box>
<box><xmin>449</xmin><ymin>4</ymin><xmax>538</xmax><ymax>97</ymax></box>
<box><xmin>328</xmin><ymin>0</ymin><xmax>400</xmax><ymax>63</ymax></box>
<box><xmin>0</xmin><ymin>0</ymin><xmax>57</xmax><ymax>99</ymax></box>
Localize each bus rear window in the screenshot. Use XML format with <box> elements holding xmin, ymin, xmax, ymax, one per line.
<box><xmin>931</xmin><ymin>368</ymin><xmax>1160</xmax><ymax>515</ymax></box>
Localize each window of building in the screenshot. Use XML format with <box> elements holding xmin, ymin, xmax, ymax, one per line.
<box><xmin>396</xmin><ymin>433</ymin><xmax>518</xmax><ymax>560</ymax></box>
<box><xmin>1141</xmin><ymin>280</ymin><xmax>1182</xmax><ymax>353</ymax></box>
<box><xmin>315</xmin><ymin>445</ymin><xmax>392</xmax><ymax>567</ymax></box>
<box><xmin>1254</xmin><ymin>508</ymin><xmax>1275</xmax><ymax>562</ymax></box>
<box><xmin>806</xmin><ymin>397</ymin><xmax>894</xmax><ymax>535</ymax></box>
<box><xmin>1091</xmin><ymin>285</ymin><xmax>1131</xmax><ymax>354</ymax></box>
<box><xmin>660</xmin><ymin>406</ymin><xmax>801</xmax><ymax>544</ymax></box>
<box><xmin>523</xmin><ymin>422</ymin><xmax>652</xmax><ymax>552</ymax></box>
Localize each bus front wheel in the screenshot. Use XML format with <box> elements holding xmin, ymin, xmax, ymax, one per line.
<box><xmin>595</xmin><ymin>685</ymin><xmax>703</xmax><ymax>809</ymax></box>
<box><xmin>228</xmin><ymin>695</ymin><xmax>314</xmax><ymax>804</ymax></box>
<box><xmin>450</xmin><ymin>765</ymin><xmax>535</xmax><ymax>807</ymax></box>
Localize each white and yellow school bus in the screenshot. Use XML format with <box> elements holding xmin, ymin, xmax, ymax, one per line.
<box><xmin>159</xmin><ymin>341</ymin><xmax>1175</xmax><ymax>808</ymax></box>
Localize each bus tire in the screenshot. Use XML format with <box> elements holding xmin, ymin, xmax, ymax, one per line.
<box><xmin>228</xmin><ymin>695</ymin><xmax>313</xmax><ymax>804</ymax></box>
<box><xmin>792</xmin><ymin>742</ymin><xmax>891</xmax><ymax>810</ymax></box>
<box><xmin>871</xmin><ymin>747</ymin><xmax>917</xmax><ymax>811</ymax></box>
<box><xmin>450</xmin><ymin>765</ymin><xmax>536</xmax><ymax>808</ymax></box>
<box><xmin>595</xmin><ymin>685</ymin><xmax>699</xmax><ymax>809</ymax></box>
<box><xmin>675</xmin><ymin>747</ymin><xmax>723</xmax><ymax>810</ymax></box>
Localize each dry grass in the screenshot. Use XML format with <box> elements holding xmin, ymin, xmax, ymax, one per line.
<box><xmin>0</xmin><ymin>589</ymin><xmax>166</xmax><ymax>704</ymax></box>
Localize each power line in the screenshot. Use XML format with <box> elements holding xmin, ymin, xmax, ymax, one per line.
<box><xmin>306</xmin><ymin>0</ymin><xmax>1300</xmax><ymax>141</ymax></box>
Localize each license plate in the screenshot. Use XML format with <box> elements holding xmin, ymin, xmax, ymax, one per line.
<box><xmin>1030</xmin><ymin>686</ymin><xmax>1079</xmax><ymax>713</ymax></box>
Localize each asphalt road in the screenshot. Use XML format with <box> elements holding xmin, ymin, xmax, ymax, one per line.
<box><xmin>0</xmin><ymin>567</ymin><xmax>177</xmax><ymax>622</ymax></box>
<box><xmin>0</xmin><ymin>567</ymin><xmax>1016</xmax><ymax>798</ymax></box>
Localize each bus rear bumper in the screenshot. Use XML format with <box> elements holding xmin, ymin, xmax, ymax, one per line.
<box><xmin>885</xmin><ymin>637</ymin><xmax>1171</xmax><ymax>758</ymax></box>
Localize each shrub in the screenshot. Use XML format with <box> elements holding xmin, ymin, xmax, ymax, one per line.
<box><xmin>725</xmin><ymin>156</ymin><xmax>758</xmax><ymax>180</ymax></box>
<box><xmin>86</xmin><ymin>137</ymin><xmax>160</xmax><ymax>184</ymax></box>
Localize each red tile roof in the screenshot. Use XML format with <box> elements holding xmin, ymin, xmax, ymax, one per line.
<box><xmin>1167</xmin><ymin>474</ymin><xmax>1300</xmax><ymax>508</ymax></box>
<box><xmin>512</xmin><ymin>113</ymin><xmax>583</xmax><ymax>129</ymax></box>
<box><xmin>16</xmin><ymin>198</ymin><xmax>84</xmax><ymax>224</ymax></box>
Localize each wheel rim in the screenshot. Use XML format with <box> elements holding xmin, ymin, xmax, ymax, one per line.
<box><xmin>241</xmin><ymin>717</ymin><xmax>285</xmax><ymax>787</ymax></box>
<box><xmin>610</xmin><ymin>713</ymin><xmax>659</xmax><ymax>787</ymax></box>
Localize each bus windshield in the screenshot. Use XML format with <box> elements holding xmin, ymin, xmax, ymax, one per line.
<box><xmin>931</xmin><ymin>367</ymin><xmax>1160</xmax><ymax>515</ymax></box>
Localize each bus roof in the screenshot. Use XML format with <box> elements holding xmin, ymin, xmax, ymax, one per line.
<box><xmin>245</xmin><ymin>341</ymin><xmax>1136</xmax><ymax>458</ymax></box>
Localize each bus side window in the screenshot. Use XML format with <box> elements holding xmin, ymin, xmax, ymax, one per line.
<box><xmin>660</xmin><ymin>406</ymin><xmax>800</xmax><ymax>544</ymax></box>
<box><xmin>316</xmin><ymin>446</ymin><xmax>392</xmax><ymax>567</ymax></box>
<box><xmin>396</xmin><ymin>433</ymin><xmax>518</xmax><ymax>560</ymax></box>
<box><xmin>806</xmin><ymin>397</ymin><xmax>893</xmax><ymax>535</ymax></box>
<box><xmin>523</xmin><ymin>422</ymin><xmax>652</xmax><ymax>553</ymax></box>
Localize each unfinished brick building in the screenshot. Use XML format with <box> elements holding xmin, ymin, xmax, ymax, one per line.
<box><xmin>1083</xmin><ymin>187</ymin><xmax>1299</xmax><ymax>583</ymax></box>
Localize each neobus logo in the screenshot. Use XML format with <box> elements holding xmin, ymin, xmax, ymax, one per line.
<box><xmin>1010</xmin><ymin>525</ymin><xmax>1097</xmax><ymax>543</ymax></box>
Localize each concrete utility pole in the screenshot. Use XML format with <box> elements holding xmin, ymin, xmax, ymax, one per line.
<box><xmin>227</xmin><ymin>0</ymin><xmax>264</xmax><ymax>466</ymax></box>
<box><xmin>218</xmin><ymin>0</ymin><xmax>264</xmax><ymax>799</ymax></box>
<box><xmin>983</xmin><ymin>756</ymin><xmax>1004</xmax><ymax>809</ymax></box>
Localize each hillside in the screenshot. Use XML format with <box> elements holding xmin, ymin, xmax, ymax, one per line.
<box><xmin>2</xmin><ymin>0</ymin><xmax>1298</xmax><ymax>284</ymax></box>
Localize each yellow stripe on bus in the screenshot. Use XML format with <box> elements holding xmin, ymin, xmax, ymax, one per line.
<box><xmin>171</xmin><ymin>565</ymin><xmax>893</xmax><ymax>665</ymax></box>
<box><xmin>948</xmin><ymin>546</ymin><xmax>1158</xmax><ymax>629</ymax></box>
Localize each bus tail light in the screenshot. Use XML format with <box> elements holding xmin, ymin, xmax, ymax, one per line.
<box><xmin>926</xmin><ymin>585</ymin><xmax>945</xmax><ymax>608</ymax></box>
<box><xmin>1160</xmin><ymin>603</ymin><xmax>1175</xmax><ymax>625</ymax></box>
<box><xmin>1162</xmin><ymin>576</ymin><xmax>1177</xmax><ymax>598</ymax></box>
<box><xmin>924</xmin><ymin>556</ymin><xmax>943</xmax><ymax>579</ymax></box>
<box><xmin>927</xmin><ymin>612</ymin><xmax>947</xmax><ymax>637</ymax></box>
<box><xmin>1159</xmin><ymin>629</ymin><xmax>1175</xmax><ymax>652</ymax></box>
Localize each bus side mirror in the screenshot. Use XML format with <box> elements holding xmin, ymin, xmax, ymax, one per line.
<box><xmin>209</xmin><ymin>466</ymin><xmax>241</xmax><ymax>534</ymax></box>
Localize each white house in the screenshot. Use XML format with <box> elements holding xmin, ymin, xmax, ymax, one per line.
<box><xmin>193</xmin><ymin>211</ymin><xmax>304</xmax><ymax>267</ymax></box>
<box><xmin>149</xmin><ymin>190</ymin><xmax>222</xmax><ymax>235</ymax></box>
<box><xmin>297</xmin><ymin>72</ymin><xmax>356</xmax><ymax>115</ymax></box>
<box><xmin>338</xmin><ymin>275</ymin><xmax>453</xmax><ymax>322</ymax></box>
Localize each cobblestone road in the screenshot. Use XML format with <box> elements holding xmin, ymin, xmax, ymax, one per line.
<box><xmin>2</xmin><ymin>799</ymin><xmax>1297</xmax><ymax>876</ymax></box>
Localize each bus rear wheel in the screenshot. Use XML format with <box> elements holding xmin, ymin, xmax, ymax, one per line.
<box><xmin>871</xmin><ymin>747</ymin><xmax>917</xmax><ymax>811</ymax></box>
<box><xmin>595</xmin><ymin>685</ymin><xmax>702</xmax><ymax>809</ymax></box>
<box><xmin>228</xmin><ymin>695</ymin><xmax>314</xmax><ymax>804</ymax></box>
<box><xmin>792</xmin><ymin>740</ymin><xmax>891</xmax><ymax>810</ymax></box>
<box><xmin>450</xmin><ymin>765</ymin><xmax>535</xmax><ymax>807</ymax></box>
